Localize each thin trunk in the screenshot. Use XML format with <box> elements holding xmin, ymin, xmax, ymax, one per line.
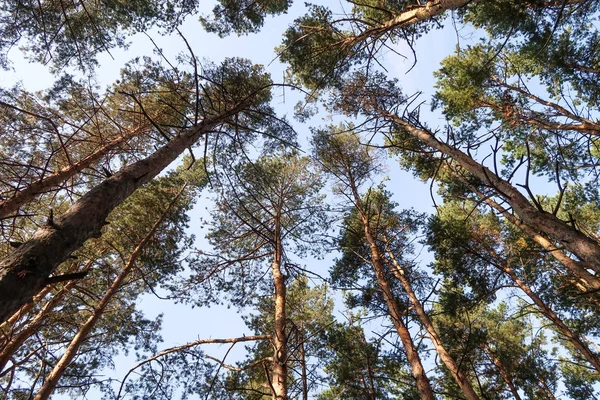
<box><xmin>0</xmin><ymin>280</ymin><xmax>76</xmax><ymax>372</ymax></box>
<box><xmin>0</xmin><ymin>100</ymin><xmax>247</xmax><ymax>324</ymax></box>
<box><xmin>360</xmin><ymin>333</ymin><xmax>378</xmax><ymax>400</ymax></box>
<box><xmin>499</xmin><ymin>262</ymin><xmax>600</xmax><ymax>373</ymax></box>
<box><xmin>299</xmin><ymin>324</ymin><xmax>308</xmax><ymax>400</ymax></box>
<box><xmin>348</xmin><ymin>182</ymin><xmax>434</xmax><ymax>400</ymax></box>
<box><xmin>384</xmin><ymin>244</ymin><xmax>481</xmax><ymax>400</ymax></box>
<box><xmin>538</xmin><ymin>377</ymin><xmax>558</xmax><ymax>400</ymax></box>
<box><xmin>482</xmin><ymin>342</ymin><xmax>523</xmax><ymax>400</ymax></box>
<box><xmin>271</xmin><ymin>237</ymin><xmax>287</xmax><ymax>400</ymax></box>
<box><xmin>385</xmin><ymin>113</ymin><xmax>600</xmax><ymax>273</ymax></box>
<box><xmin>0</xmin><ymin>125</ymin><xmax>147</xmax><ymax>218</ymax></box>
<box><xmin>32</xmin><ymin>186</ymin><xmax>186</xmax><ymax>400</ymax></box>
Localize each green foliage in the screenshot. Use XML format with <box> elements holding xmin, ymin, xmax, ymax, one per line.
<box><xmin>0</xmin><ymin>0</ymin><xmax>199</xmax><ymax>70</ymax></box>
<box><xmin>201</xmin><ymin>0</ymin><xmax>291</xmax><ymax>36</ymax></box>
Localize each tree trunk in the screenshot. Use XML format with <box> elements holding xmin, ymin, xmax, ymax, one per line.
<box><xmin>385</xmin><ymin>113</ymin><xmax>600</xmax><ymax>273</ymax></box>
<box><xmin>345</xmin><ymin>171</ymin><xmax>435</xmax><ymax>399</ymax></box>
<box><xmin>461</xmin><ymin>175</ymin><xmax>600</xmax><ymax>294</ymax></box>
<box><xmin>384</xmin><ymin>243</ymin><xmax>481</xmax><ymax>400</ymax></box>
<box><xmin>365</xmin><ymin>234</ymin><xmax>434</xmax><ymax>400</ymax></box>
<box><xmin>32</xmin><ymin>186</ymin><xmax>185</xmax><ymax>400</ymax></box>
<box><xmin>0</xmin><ymin>103</ymin><xmax>245</xmax><ymax>324</ymax></box>
<box><xmin>499</xmin><ymin>262</ymin><xmax>600</xmax><ymax>373</ymax></box>
<box><xmin>482</xmin><ymin>342</ymin><xmax>523</xmax><ymax>400</ymax></box>
<box><xmin>271</xmin><ymin>236</ymin><xmax>288</xmax><ymax>400</ymax></box>
<box><xmin>0</xmin><ymin>125</ymin><xmax>147</xmax><ymax>218</ymax></box>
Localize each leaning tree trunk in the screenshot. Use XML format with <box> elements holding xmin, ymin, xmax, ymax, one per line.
<box><xmin>384</xmin><ymin>112</ymin><xmax>600</xmax><ymax>274</ymax></box>
<box><xmin>495</xmin><ymin>258</ymin><xmax>600</xmax><ymax>373</ymax></box>
<box><xmin>0</xmin><ymin>280</ymin><xmax>78</xmax><ymax>373</ymax></box>
<box><xmin>384</xmin><ymin>243</ymin><xmax>481</xmax><ymax>400</ymax></box>
<box><xmin>0</xmin><ymin>124</ymin><xmax>148</xmax><ymax>219</ymax></box>
<box><xmin>0</xmin><ymin>102</ymin><xmax>246</xmax><ymax>324</ymax></box>
<box><xmin>348</xmin><ymin>182</ymin><xmax>435</xmax><ymax>400</ymax></box>
<box><xmin>459</xmin><ymin>174</ymin><xmax>600</xmax><ymax>295</ymax></box>
<box><xmin>482</xmin><ymin>342</ymin><xmax>523</xmax><ymax>400</ymax></box>
<box><xmin>32</xmin><ymin>186</ymin><xmax>185</xmax><ymax>400</ymax></box>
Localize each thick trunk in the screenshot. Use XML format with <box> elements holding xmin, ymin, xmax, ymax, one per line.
<box><xmin>387</xmin><ymin>114</ymin><xmax>600</xmax><ymax>273</ymax></box>
<box><xmin>0</xmin><ymin>104</ymin><xmax>243</xmax><ymax>324</ymax></box>
<box><xmin>0</xmin><ymin>125</ymin><xmax>147</xmax><ymax>218</ymax></box>
<box><xmin>384</xmin><ymin>245</ymin><xmax>481</xmax><ymax>400</ymax></box>
<box><xmin>32</xmin><ymin>187</ymin><xmax>185</xmax><ymax>400</ymax></box>
<box><xmin>462</xmin><ymin>177</ymin><xmax>600</xmax><ymax>293</ymax></box>
<box><xmin>482</xmin><ymin>343</ymin><xmax>523</xmax><ymax>400</ymax></box>
<box><xmin>0</xmin><ymin>285</ymin><xmax>52</xmax><ymax>342</ymax></box>
<box><xmin>271</xmin><ymin>245</ymin><xmax>287</xmax><ymax>400</ymax></box>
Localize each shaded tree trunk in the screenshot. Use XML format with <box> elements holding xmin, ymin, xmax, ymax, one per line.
<box><xmin>482</xmin><ymin>342</ymin><xmax>523</xmax><ymax>400</ymax></box>
<box><xmin>0</xmin><ymin>280</ymin><xmax>77</xmax><ymax>373</ymax></box>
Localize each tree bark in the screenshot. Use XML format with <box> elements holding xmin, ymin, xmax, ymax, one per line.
<box><xmin>32</xmin><ymin>186</ymin><xmax>185</xmax><ymax>400</ymax></box>
<box><xmin>0</xmin><ymin>102</ymin><xmax>246</xmax><ymax>324</ymax></box>
<box><xmin>347</xmin><ymin>182</ymin><xmax>435</xmax><ymax>400</ymax></box>
<box><xmin>459</xmin><ymin>174</ymin><xmax>600</xmax><ymax>294</ymax></box>
<box><xmin>384</xmin><ymin>243</ymin><xmax>481</xmax><ymax>400</ymax></box>
<box><xmin>0</xmin><ymin>125</ymin><xmax>147</xmax><ymax>218</ymax></box>
<box><xmin>498</xmin><ymin>262</ymin><xmax>600</xmax><ymax>373</ymax></box>
<box><xmin>385</xmin><ymin>112</ymin><xmax>600</xmax><ymax>273</ymax></box>
<box><xmin>482</xmin><ymin>342</ymin><xmax>523</xmax><ymax>400</ymax></box>
<box><xmin>271</xmin><ymin>217</ymin><xmax>288</xmax><ymax>400</ymax></box>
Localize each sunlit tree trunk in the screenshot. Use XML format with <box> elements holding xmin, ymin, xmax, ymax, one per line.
<box><xmin>271</xmin><ymin>214</ymin><xmax>288</xmax><ymax>400</ymax></box>
<box><xmin>0</xmin><ymin>125</ymin><xmax>147</xmax><ymax>218</ymax></box>
<box><xmin>384</xmin><ymin>241</ymin><xmax>481</xmax><ymax>400</ymax></box>
<box><xmin>348</xmin><ymin>182</ymin><xmax>435</xmax><ymax>400</ymax></box>
<box><xmin>385</xmin><ymin>113</ymin><xmax>600</xmax><ymax>274</ymax></box>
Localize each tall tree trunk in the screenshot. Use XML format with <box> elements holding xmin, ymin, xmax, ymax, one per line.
<box><xmin>348</xmin><ymin>183</ymin><xmax>434</xmax><ymax>400</ymax></box>
<box><xmin>384</xmin><ymin>243</ymin><xmax>481</xmax><ymax>400</ymax></box>
<box><xmin>0</xmin><ymin>125</ymin><xmax>147</xmax><ymax>218</ymax></box>
<box><xmin>384</xmin><ymin>112</ymin><xmax>600</xmax><ymax>273</ymax></box>
<box><xmin>364</xmin><ymin>231</ymin><xmax>434</xmax><ymax>400</ymax></box>
<box><xmin>271</xmin><ymin>232</ymin><xmax>288</xmax><ymax>400</ymax></box>
<box><xmin>497</xmin><ymin>261</ymin><xmax>600</xmax><ymax>373</ymax></box>
<box><xmin>460</xmin><ymin>174</ymin><xmax>600</xmax><ymax>294</ymax></box>
<box><xmin>299</xmin><ymin>324</ymin><xmax>308</xmax><ymax>400</ymax></box>
<box><xmin>32</xmin><ymin>186</ymin><xmax>185</xmax><ymax>400</ymax></box>
<box><xmin>0</xmin><ymin>102</ymin><xmax>246</xmax><ymax>324</ymax></box>
<box><xmin>482</xmin><ymin>342</ymin><xmax>523</xmax><ymax>400</ymax></box>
